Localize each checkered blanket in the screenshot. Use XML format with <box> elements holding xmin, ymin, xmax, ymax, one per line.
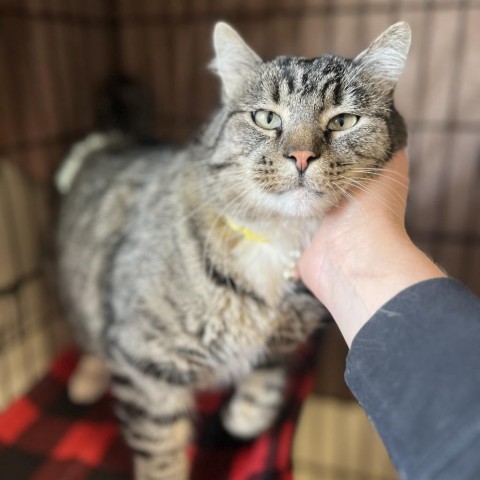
<box><xmin>0</xmin><ymin>343</ymin><xmax>315</xmax><ymax>480</ymax></box>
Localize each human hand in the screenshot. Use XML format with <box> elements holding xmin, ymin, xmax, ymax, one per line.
<box><xmin>299</xmin><ymin>150</ymin><xmax>445</xmax><ymax>345</ymax></box>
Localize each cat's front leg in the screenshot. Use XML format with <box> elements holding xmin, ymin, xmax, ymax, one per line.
<box><xmin>222</xmin><ymin>363</ymin><xmax>287</xmax><ymax>439</ymax></box>
<box><xmin>111</xmin><ymin>373</ymin><xmax>194</xmax><ymax>480</ymax></box>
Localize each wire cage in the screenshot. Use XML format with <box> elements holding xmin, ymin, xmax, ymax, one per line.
<box><xmin>0</xmin><ymin>0</ymin><xmax>479</xmax><ymax>478</ymax></box>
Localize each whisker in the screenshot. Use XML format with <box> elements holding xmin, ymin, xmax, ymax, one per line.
<box><xmin>332</xmin><ymin>181</ymin><xmax>367</xmax><ymax>215</ymax></box>
<box><xmin>341</xmin><ymin>177</ymin><xmax>405</xmax><ymax>218</ymax></box>
<box><xmin>346</xmin><ymin>173</ymin><xmax>409</xmax><ymax>204</ymax></box>
<box><xmin>348</xmin><ymin>168</ymin><xmax>409</xmax><ymax>188</ymax></box>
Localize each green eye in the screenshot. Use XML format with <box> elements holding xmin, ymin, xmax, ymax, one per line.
<box><xmin>327</xmin><ymin>113</ymin><xmax>359</xmax><ymax>131</ymax></box>
<box><xmin>252</xmin><ymin>110</ymin><xmax>282</xmax><ymax>130</ymax></box>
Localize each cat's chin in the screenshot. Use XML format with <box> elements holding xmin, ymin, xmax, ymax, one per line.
<box><xmin>259</xmin><ymin>187</ymin><xmax>331</xmax><ymax>218</ymax></box>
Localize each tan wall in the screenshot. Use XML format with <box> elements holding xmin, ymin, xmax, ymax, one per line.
<box><xmin>0</xmin><ymin>160</ymin><xmax>69</xmax><ymax>410</ymax></box>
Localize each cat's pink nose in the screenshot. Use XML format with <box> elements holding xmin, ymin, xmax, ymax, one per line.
<box><xmin>286</xmin><ymin>150</ymin><xmax>318</xmax><ymax>173</ymax></box>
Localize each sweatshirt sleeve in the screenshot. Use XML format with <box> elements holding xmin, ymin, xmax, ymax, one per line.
<box><xmin>345</xmin><ymin>278</ymin><xmax>480</xmax><ymax>480</ymax></box>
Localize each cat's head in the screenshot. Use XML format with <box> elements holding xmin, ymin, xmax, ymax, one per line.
<box><xmin>206</xmin><ymin>22</ymin><xmax>411</xmax><ymax>218</ymax></box>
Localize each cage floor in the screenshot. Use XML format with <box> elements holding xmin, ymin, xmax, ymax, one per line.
<box><xmin>293</xmin><ymin>395</ymin><xmax>397</xmax><ymax>480</ymax></box>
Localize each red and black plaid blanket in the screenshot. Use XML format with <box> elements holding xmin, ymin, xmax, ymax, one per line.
<box><xmin>0</xmin><ymin>343</ymin><xmax>315</xmax><ymax>480</ymax></box>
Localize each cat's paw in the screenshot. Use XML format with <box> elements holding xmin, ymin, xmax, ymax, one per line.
<box><xmin>68</xmin><ymin>354</ymin><xmax>110</xmax><ymax>404</ymax></box>
<box><xmin>221</xmin><ymin>369</ymin><xmax>286</xmax><ymax>439</ymax></box>
<box><xmin>134</xmin><ymin>453</ymin><xmax>188</xmax><ymax>480</ymax></box>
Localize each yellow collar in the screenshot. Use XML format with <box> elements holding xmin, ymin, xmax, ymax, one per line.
<box><xmin>225</xmin><ymin>216</ymin><xmax>268</xmax><ymax>244</ymax></box>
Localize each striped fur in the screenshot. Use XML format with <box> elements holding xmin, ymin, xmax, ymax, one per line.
<box><xmin>57</xmin><ymin>22</ymin><xmax>410</xmax><ymax>480</ymax></box>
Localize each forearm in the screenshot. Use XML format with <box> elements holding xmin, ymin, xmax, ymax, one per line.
<box><xmin>345</xmin><ymin>278</ymin><xmax>480</xmax><ymax>479</ymax></box>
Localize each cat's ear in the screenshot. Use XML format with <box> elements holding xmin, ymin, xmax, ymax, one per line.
<box><xmin>354</xmin><ymin>22</ymin><xmax>411</xmax><ymax>88</ymax></box>
<box><xmin>211</xmin><ymin>22</ymin><xmax>262</xmax><ymax>101</ymax></box>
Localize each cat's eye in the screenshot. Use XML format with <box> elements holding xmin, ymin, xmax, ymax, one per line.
<box><xmin>327</xmin><ymin>113</ymin><xmax>359</xmax><ymax>131</ymax></box>
<box><xmin>252</xmin><ymin>110</ymin><xmax>282</xmax><ymax>130</ymax></box>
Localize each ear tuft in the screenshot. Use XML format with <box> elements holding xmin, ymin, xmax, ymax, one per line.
<box><xmin>354</xmin><ymin>22</ymin><xmax>411</xmax><ymax>86</ymax></box>
<box><xmin>211</xmin><ymin>22</ymin><xmax>261</xmax><ymax>100</ymax></box>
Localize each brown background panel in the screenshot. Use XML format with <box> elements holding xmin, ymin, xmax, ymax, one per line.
<box><xmin>0</xmin><ymin>0</ymin><xmax>115</xmax><ymax>180</ymax></box>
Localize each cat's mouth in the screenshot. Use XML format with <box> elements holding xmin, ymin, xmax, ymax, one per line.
<box><xmin>277</xmin><ymin>184</ymin><xmax>325</xmax><ymax>197</ymax></box>
<box><xmin>273</xmin><ymin>186</ymin><xmax>328</xmax><ymax>217</ymax></box>
<box><xmin>256</xmin><ymin>174</ymin><xmax>330</xmax><ymax>216</ymax></box>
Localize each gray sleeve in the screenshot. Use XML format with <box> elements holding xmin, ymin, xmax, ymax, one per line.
<box><xmin>345</xmin><ymin>278</ymin><xmax>480</xmax><ymax>480</ymax></box>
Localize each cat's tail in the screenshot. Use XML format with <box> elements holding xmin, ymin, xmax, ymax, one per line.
<box><xmin>55</xmin><ymin>131</ymin><xmax>126</xmax><ymax>194</ymax></box>
<box><xmin>55</xmin><ymin>74</ymin><xmax>158</xmax><ymax>194</ymax></box>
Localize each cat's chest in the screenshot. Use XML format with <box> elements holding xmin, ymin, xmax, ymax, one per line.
<box><xmin>229</xmin><ymin>219</ymin><xmax>320</xmax><ymax>305</ymax></box>
<box><xmin>236</xmin><ymin>243</ymin><xmax>297</xmax><ymax>303</ymax></box>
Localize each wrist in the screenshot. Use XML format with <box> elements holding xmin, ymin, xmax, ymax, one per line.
<box><xmin>301</xmin><ymin>224</ymin><xmax>446</xmax><ymax>346</ymax></box>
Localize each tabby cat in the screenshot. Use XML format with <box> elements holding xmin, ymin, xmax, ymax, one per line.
<box><xmin>57</xmin><ymin>21</ymin><xmax>410</xmax><ymax>480</ymax></box>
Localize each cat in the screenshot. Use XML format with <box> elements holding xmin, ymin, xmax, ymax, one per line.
<box><xmin>56</xmin><ymin>21</ymin><xmax>410</xmax><ymax>480</ymax></box>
